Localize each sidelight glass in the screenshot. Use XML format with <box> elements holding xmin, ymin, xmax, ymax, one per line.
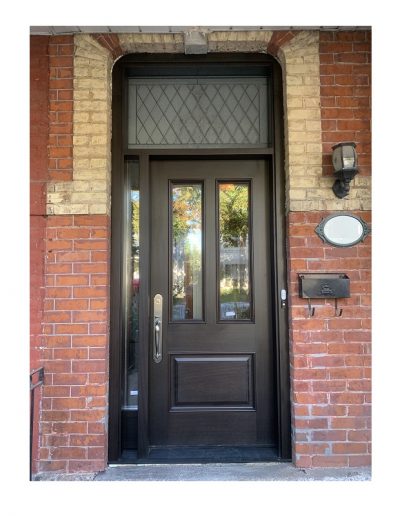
<box><xmin>124</xmin><ymin>160</ymin><xmax>140</xmax><ymax>409</ymax></box>
<box><xmin>171</xmin><ymin>183</ymin><xmax>203</xmax><ymax>321</ymax></box>
<box><xmin>218</xmin><ymin>182</ymin><xmax>252</xmax><ymax>321</ymax></box>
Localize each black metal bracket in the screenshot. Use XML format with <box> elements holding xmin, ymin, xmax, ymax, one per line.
<box><xmin>306</xmin><ymin>298</ymin><xmax>342</xmax><ymax>317</ymax></box>
<box><xmin>30</xmin><ymin>367</ymin><xmax>44</xmax><ymax>390</ymax></box>
<box><xmin>334</xmin><ymin>298</ymin><xmax>343</xmax><ymax>317</ymax></box>
<box><xmin>307</xmin><ymin>299</ymin><xmax>315</xmax><ymax>317</ymax></box>
<box><xmin>332</xmin><ymin>164</ymin><xmax>358</xmax><ymax>199</ymax></box>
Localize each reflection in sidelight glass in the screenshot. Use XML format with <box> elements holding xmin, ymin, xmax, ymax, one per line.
<box><xmin>171</xmin><ymin>184</ymin><xmax>203</xmax><ymax>321</ymax></box>
<box><xmin>219</xmin><ymin>182</ymin><xmax>252</xmax><ymax>320</ymax></box>
<box><xmin>124</xmin><ymin>161</ymin><xmax>140</xmax><ymax>409</ymax></box>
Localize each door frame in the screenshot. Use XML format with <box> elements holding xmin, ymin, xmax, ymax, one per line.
<box><xmin>109</xmin><ymin>53</ymin><xmax>291</xmax><ymax>462</ymax></box>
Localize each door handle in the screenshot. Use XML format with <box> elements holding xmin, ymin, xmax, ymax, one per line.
<box><xmin>154</xmin><ymin>318</ymin><xmax>161</xmax><ymax>361</ymax></box>
<box><xmin>153</xmin><ymin>294</ymin><xmax>163</xmax><ymax>363</ymax></box>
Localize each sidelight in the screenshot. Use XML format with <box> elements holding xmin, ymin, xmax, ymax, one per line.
<box><xmin>123</xmin><ymin>160</ymin><xmax>140</xmax><ymax>409</ymax></box>
<box><xmin>218</xmin><ymin>182</ymin><xmax>252</xmax><ymax>321</ymax></box>
<box><xmin>171</xmin><ymin>183</ymin><xmax>203</xmax><ymax>321</ymax></box>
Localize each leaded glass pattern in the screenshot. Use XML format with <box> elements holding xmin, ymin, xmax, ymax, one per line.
<box><xmin>128</xmin><ymin>78</ymin><xmax>268</xmax><ymax>148</ymax></box>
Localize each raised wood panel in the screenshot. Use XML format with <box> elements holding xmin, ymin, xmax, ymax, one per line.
<box><xmin>170</xmin><ymin>354</ymin><xmax>254</xmax><ymax>409</ymax></box>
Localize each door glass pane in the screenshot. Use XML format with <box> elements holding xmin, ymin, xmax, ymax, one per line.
<box><xmin>124</xmin><ymin>160</ymin><xmax>140</xmax><ymax>409</ymax></box>
<box><xmin>171</xmin><ymin>183</ymin><xmax>203</xmax><ymax>321</ymax></box>
<box><xmin>218</xmin><ymin>182</ymin><xmax>252</xmax><ymax>321</ymax></box>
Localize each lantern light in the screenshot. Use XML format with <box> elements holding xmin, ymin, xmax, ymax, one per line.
<box><xmin>331</xmin><ymin>142</ymin><xmax>359</xmax><ymax>199</ymax></box>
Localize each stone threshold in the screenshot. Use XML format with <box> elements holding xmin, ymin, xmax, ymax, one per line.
<box><xmin>33</xmin><ymin>463</ymin><xmax>371</xmax><ymax>481</ymax></box>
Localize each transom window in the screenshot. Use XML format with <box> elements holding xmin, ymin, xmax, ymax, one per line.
<box><xmin>128</xmin><ymin>76</ymin><xmax>270</xmax><ymax>149</ymax></box>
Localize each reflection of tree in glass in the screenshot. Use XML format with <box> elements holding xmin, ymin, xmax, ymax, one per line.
<box><xmin>172</xmin><ymin>185</ymin><xmax>202</xmax><ymax>240</ymax></box>
<box><xmin>172</xmin><ymin>185</ymin><xmax>202</xmax><ymax>319</ymax></box>
<box><xmin>219</xmin><ymin>183</ymin><xmax>250</xmax><ymax>318</ymax></box>
<box><xmin>129</xmin><ymin>191</ymin><xmax>140</xmax><ymax>370</ymax></box>
<box><xmin>219</xmin><ymin>183</ymin><xmax>249</xmax><ymax>247</ymax></box>
<box><xmin>131</xmin><ymin>191</ymin><xmax>140</xmax><ymax>288</ymax></box>
<box><xmin>131</xmin><ymin>192</ymin><xmax>140</xmax><ymax>252</ymax></box>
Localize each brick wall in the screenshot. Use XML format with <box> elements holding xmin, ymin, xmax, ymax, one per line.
<box><xmin>47</xmin><ymin>34</ymin><xmax>111</xmax><ymax>217</ymax></box>
<box><xmin>40</xmin><ymin>215</ymin><xmax>110</xmax><ymax>473</ymax></box>
<box><xmin>31</xmin><ymin>35</ymin><xmax>49</xmax><ymax>367</ymax></box>
<box><xmin>32</xmin><ymin>34</ymin><xmax>112</xmax><ymax>474</ymax></box>
<box><xmin>288</xmin><ymin>211</ymin><xmax>371</xmax><ymax>467</ymax></box>
<box><xmin>48</xmin><ymin>36</ymin><xmax>74</xmax><ymax>182</ymax></box>
<box><xmin>287</xmin><ymin>30</ymin><xmax>372</xmax><ymax>468</ymax></box>
<box><xmin>320</xmin><ymin>30</ymin><xmax>371</xmax><ymax>204</ymax></box>
<box><xmin>30</xmin><ymin>35</ymin><xmax>49</xmax><ymax>474</ymax></box>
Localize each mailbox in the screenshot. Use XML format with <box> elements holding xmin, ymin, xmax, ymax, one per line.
<box><xmin>298</xmin><ymin>273</ymin><xmax>350</xmax><ymax>299</ymax></box>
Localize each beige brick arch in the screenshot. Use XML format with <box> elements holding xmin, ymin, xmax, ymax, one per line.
<box><xmin>46</xmin><ymin>30</ymin><xmax>368</xmax><ymax>215</ymax></box>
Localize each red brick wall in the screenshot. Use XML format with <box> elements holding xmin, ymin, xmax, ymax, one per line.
<box><xmin>288</xmin><ymin>211</ymin><xmax>371</xmax><ymax>467</ymax></box>
<box><xmin>320</xmin><ymin>30</ymin><xmax>371</xmax><ymax>177</ymax></box>
<box><xmin>30</xmin><ymin>35</ymin><xmax>50</xmax><ymax>475</ymax></box>
<box><xmin>288</xmin><ymin>30</ymin><xmax>372</xmax><ymax>468</ymax></box>
<box><xmin>40</xmin><ymin>215</ymin><xmax>110</xmax><ymax>473</ymax></box>
<box><xmin>93</xmin><ymin>33</ymin><xmax>124</xmax><ymax>60</ymax></box>
<box><xmin>48</xmin><ymin>36</ymin><xmax>74</xmax><ymax>182</ymax></box>
<box><xmin>30</xmin><ymin>35</ymin><xmax>49</xmax><ymax>368</ymax></box>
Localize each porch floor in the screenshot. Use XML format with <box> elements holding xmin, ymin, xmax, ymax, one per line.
<box><xmin>34</xmin><ymin>462</ymin><xmax>371</xmax><ymax>481</ymax></box>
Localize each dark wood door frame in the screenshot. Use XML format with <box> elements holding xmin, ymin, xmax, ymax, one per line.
<box><xmin>109</xmin><ymin>54</ymin><xmax>291</xmax><ymax>463</ymax></box>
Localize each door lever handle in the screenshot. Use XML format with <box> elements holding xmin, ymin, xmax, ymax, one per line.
<box><xmin>154</xmin><ymin>318</ymin><xmax>161</xmax><ymax>361</ymax></box>
<box><xmin>153</xmin><ymin>294</ymin><xmax>163</xmax><ymax>363</ymax></box>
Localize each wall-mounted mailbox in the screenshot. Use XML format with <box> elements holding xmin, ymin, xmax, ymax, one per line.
<box><xmin>299</xmin><ymin>273</ymin><xmax>350</xmax><ymax>299</ymax></box>
<box><xmin>298</xmin><ymin>273</ymin><xmax>350</xmax><ymax>317</ymax></box>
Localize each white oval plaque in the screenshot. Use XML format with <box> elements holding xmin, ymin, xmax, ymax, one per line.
<box><xmin>315</xmin><ymin>213</ymin><xmax>370</xmax><ymax>247</ymax></box>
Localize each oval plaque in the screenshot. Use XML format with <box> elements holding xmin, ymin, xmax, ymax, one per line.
<box><xmin>315</xmin><ymin>213</ymin><xmax>370</xmax><ymax>247</ymax></box>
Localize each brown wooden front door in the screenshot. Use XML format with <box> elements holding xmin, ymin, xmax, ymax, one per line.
<box><xmin>148</xmin><ymin>158</ymin><xmax>277</xmax><ymax>460</ymax></box>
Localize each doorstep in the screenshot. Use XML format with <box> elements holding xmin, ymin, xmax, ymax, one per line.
<box><xmin>34</xmin><ymin>462</ymin><xmax>371</xmax><ymax>481</ymax></box>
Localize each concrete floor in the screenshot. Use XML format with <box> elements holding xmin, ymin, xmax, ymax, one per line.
<box><xmin>34</xmin><ymin>462</ymin><xmax>371</xmax><ymax>481</ymax></box>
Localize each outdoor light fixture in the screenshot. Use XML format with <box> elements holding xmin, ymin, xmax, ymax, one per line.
<box><xmin>331</xmin><ymin>142</ymin><xmax>358</xmax><ymax>198</ymax></box>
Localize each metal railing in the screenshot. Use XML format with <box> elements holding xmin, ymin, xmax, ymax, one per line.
<box><xmin>30</xmin><ymin>367</ymin><xmax>44</xmax><ymax>480</ymax></box>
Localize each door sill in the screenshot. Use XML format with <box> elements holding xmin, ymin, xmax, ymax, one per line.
<box><xmin>114</xmin><ymin>445</ymin><xmax>279</xmax><ymax>464</ymax></box>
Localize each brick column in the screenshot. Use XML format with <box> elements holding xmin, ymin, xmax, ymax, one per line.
<box><xmin>40</xmin><ymin>215</ymin><xmax>110</xmax><ymax>473</ymax></box>
<box><xmin>287</xmin><ymin>30</ymin><xmax>372</xmax><ymax>467</ymax></box>
<box><xmin>37</xmin><ymin>35</ymin><xmax>112</xmax><ymax>474</ymax></box>
<box><xmin>30</xmin><ymin>35</ymin><xmax>49</xmax><ymax>475</ymax></box>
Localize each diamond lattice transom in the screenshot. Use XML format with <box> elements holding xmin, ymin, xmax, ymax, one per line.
<box><xmin>128</xmin><ymin>78</ymin><xmax>268</xmax><ymax>148</ymax></box>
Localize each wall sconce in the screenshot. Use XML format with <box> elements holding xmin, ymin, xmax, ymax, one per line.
<box><xmin>331</xmin><ymin>142</ymin><xmax>358</xmax><ymax>198</ymax></box>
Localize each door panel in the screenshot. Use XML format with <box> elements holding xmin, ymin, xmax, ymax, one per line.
<box><xmin>170</xmin><ymin>354</ymin><xmax>254</xmax><ymax>408</ymax></box>
<box><xmin>149</xmin><ymin>159</ymin><xmax>276</xmax><ymax>451</ymax></box>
